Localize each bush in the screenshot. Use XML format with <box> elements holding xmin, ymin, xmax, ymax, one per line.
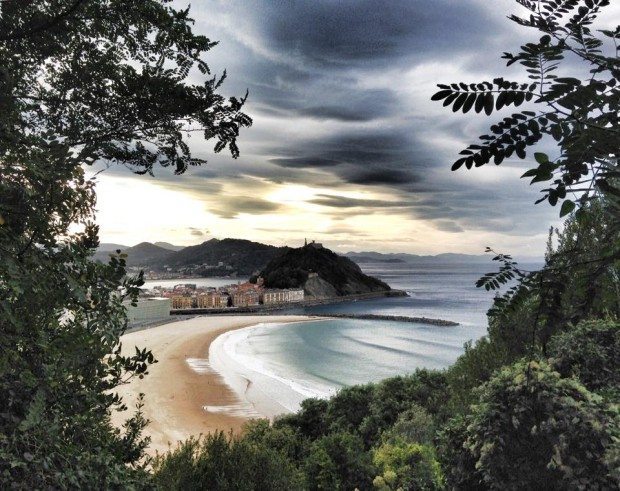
<box><xmin>549</xmin><ymin>319</ymin><xmax>620</xmax><ymax>396</ymax></box>
<box><xmin>445</xmin><ymin>336</ymin><xmax>511</xmax><ymax>413</ymax></box>
<box><xmin>152</xmin><ymin>432</ymin><xmax>304</xmax><ymax>490</ymax></box>
<box><xmin>372</xmin><ymin>441</ymin><xmax>444</xmax><ymax>491</ymax></box>
<box><xmin>304</xmin><ymin>432</ymin><xmax>373</xmax><ymax>491</ymax></box>
<box><xmin>381</xmin><ymin>404</ymin><xmax>435</xmax><ymax>445</ymax></box>
<box><xmin>274</xmin><ymin>398</ymin><xmax>328</xmax><ymax>440</ymax></box>
<box><xmin>450</xmin><ymin>360</ymin><xmax>618</xmax><ymax>490</ymax></box>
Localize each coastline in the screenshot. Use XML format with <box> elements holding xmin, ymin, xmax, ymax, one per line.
<box><xmin>111</xmin><ymin>315</ymin><xmax>311</xmax><ymax>455</ymax></box>
<box><xmin>169</xmin><ymin>289</ymin><xmax>408</xmax><ymax>316</ymax></box>
<box><xmin>208</xmin><ymin>318</ymin><xmax>337</xmax><ymax>420</ymax></box>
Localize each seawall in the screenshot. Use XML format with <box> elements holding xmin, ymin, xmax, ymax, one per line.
<box><xmin>314</xmin><ymin>313</ymin><xmax>459</xmax><ymax>327</ymax></box>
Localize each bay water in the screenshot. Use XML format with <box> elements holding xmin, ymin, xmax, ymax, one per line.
<box><xmin>210</xmin><ymin>261</ymin><xmax>540</xmax><ymax>411</ymax></box>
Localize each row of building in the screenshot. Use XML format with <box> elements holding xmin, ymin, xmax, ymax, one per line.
<box><xmin>169</xmin><ymin>286</ymin><xmax>304</xmax><ymax>310</ymax></box>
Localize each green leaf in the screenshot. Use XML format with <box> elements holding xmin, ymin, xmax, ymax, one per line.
<box><xmin>534</xmin><ymin>152</ymin><xmax>549</xmax><ymax>164</ymax></box>
<box><xmin>559</xmin><ymin>200</ymin><xmax>575</xmax><ymax>217</ymax></box>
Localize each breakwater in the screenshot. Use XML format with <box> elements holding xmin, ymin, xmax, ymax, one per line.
<box><xmin>170</xmin><ymin>289</ymin><xmax>408</xmax><ymax>316</ymax></box>
<box><xmin>315</xmin><ymin>313</ymin><xmax>459</xmax><ymax>327</ymax></box>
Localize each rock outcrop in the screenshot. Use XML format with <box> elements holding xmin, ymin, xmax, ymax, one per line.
<box><xmin>258</xmin><ymin>243</ymin><xmax>391</xmax><ymax>298</ymax></box>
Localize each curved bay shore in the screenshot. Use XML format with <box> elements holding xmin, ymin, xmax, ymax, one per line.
<box><xmin>111</xmin><ymin>315</ymin><xmax>312</xmax><ymax>455</ymax></box>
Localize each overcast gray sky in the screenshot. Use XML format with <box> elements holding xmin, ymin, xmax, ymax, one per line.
<box><xmin>93</xmin><ymin>0</ymin><xmax>619</xmax><ymax>256</ymax></box>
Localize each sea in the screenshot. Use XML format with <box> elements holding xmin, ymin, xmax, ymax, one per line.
<box><xmin>201</xmin><ymin>260</ymin><xmax>540</xmax><ymax>415</ymax></box>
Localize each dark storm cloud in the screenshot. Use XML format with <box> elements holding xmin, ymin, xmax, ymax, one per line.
<box><xmin>270</xmin><ymin>157</ymin><xmax>342</xmax><ymax>168</ymax></box>
<box><xmin>310</xmin><ymin>194</ymin><xmax>410</xmax><ymax>209</ymax></box>
<box><xmin>261</xmin><ymin>0</ymin><xmax>502</xmax><ymax>68</ymax></box>
<box><xmin>269</xmin><ymin>128</ymin><xmax>432</xmax><ymax>189</ymax></box>
<box><xmin>295</xmin><ymin>89</ymin><xmax>398</xmax><ymax>122</ymax></box>
<box><xmin>120</xmin><ymin>0</ymin><xmax>560</xmax><ymax>240</ymax></box>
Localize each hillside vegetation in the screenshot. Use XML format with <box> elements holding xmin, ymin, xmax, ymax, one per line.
<box><xmin>157</xmin><ymin>238</ymin><xmax>288</xmax><ymax>275</ymax></box>
<box><xmin>258</xmin><ymin>244</ymin><xmax>390</xmax><ymax>296</ymax></box>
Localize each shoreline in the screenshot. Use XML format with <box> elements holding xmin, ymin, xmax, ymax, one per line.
<box><xmin>169</xmin><ymin>289</ymin><xmax>408</xmax><ymax>316</ymax></box>
<box><xmin>110</xmin><ymin>315</ymin><xmax>312</xmax><ymax>455</ymax></box>
<box><xmin>208</xmin><ymin>318</ymin><xmax>337</xmax><ymax>419</ymax></box>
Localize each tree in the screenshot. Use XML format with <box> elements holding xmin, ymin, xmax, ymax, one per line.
<box><xmin>450</xmin><ymin>360</ymin><xmax>618</xmax><ymax>489</ymax></box>
<box><xmin>549</xmin><ymin>318</ymin><xmax>620</xmax><ymax>396</ymax></box>
<box><xmin>372</xmin><ymin>441</ymin><xmax>444</xmax><ymax>491</ymax></box>
<box><xmin>432</xmin><ymin>0</ymin><xmax>620</xmax><ymax>361</ymax></box>
<box><xmin>304</xmin><ymin>432</ymin><xmax>374</xmax><ymax>491</ymax></box>
<box><xmin>432</xmin><ymin>0</ymin><xmax>619</xmax><ymax>220</ymax></box>
<box><xmin>152</xmin><ymin>433</ymin><xmax>304</xmax><ymax>491</ymax></box>
<box><xmin>0</xmin><ymin>1</ymin><xmax>251</xmax><ymax>486</ymax></box>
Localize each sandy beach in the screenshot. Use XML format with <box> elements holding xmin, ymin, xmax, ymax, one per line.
<box><xmin>111</xmin><ymin>315</ymin><xmax>310</xmax><ymax>455</ymax></box>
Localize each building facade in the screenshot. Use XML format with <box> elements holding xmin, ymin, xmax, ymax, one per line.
<box><xmin>124</xmin><ymin>297</ymin><xmax>171</xmax><ymax>324</ymax></box>
<box><xmin>196</xmin><ymin>292</ymin><xmax>229</xmax><ymax>309</ymax></box>
<box><xmin>232</xmin><ymin>290</ymin><xmax>260</xmax><ymax>307</ymax></box>
<box><xmin>262</xmin><ymin>288</ymin><xmax>304</xmax><ymax>305</ymax></box>
<box><xmin>171</xmin><ymin>295</ymin><xmax>194</xmax><ymax>309</ymax></box>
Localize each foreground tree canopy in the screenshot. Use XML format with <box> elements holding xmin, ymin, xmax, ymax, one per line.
<box><xmin>0</xmin><ymin>0</ymin><xmax>250</xmax><ymax>487</ymax></box>
<box><xmin>433</xmin><ymin>0</ymin><xmax>619</xmax><ymax>219</ymax></box>
<box><xmin>1</xmin><ymin>0</ymin><xmax>618</xmax><ymax>489</ymax></box>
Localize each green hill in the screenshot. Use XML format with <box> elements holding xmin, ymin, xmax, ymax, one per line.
<box><xmin>153</xmin><ymin>238</ymin><xmax>288</xmax><ymax>276</ymax></box>
<box><xmin>258</xmin><ymin>243</ymin><xmax>390</xmax><ymax>297</ymax></box>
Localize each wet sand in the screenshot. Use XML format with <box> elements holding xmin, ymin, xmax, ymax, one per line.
<box><xmin>110</xmin><ymin>315</ymin><xmax>310</xmax><ymax>455</ymax></box>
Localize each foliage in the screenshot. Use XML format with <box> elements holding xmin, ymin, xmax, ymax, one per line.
<box><xmin>275</xmin><ymin>398</ymin><xmax>329</xmax><ymax>440</ymax></box>
<box><xmin>151</xmin><ymin>433</ymin><xmax>304</xmax><ymax>491</ymax></box>
<box><xmin>437</xmin><ymin>415</ymin><xmax>485</xmax><ymax>491</ymax></box>
<box><xmin>372</xmin><ymin>441</ymin><xmax>444</xmax><ymax>491</ymax></box>
<box><xmin>549</xmin><ymin>318</ymin><xmax>620</xmax><ymax>395</ymax></box>
<box><xmin>0</xmin><ymin>140</ymin><xmax>154</xmax><ymax>487</ymax></box>
<box><xmin>304</xmin><ymin>432</ymin><xmax>374</xmax><ymax>491</ymax></box>
<box><xmin>0</xmin><ymin>0</ymin><xmax>250</xmax><ymax>486</ymax></box>
<box><xmin>0</xmin><ymin>0</ymin><xmax>251</xmax><ymax>176</ymax></box>
<box><xmin>432</xmin><ymin>0</ymin><xmax>619</xmax><ymax>218</ymax></box>
<box><xmin>277</xmin><ymin>370</ymin><xmax>450</xmax><ymax>449</ymax></box>
<box><xmin>243</xmin><ymin>419</ymin><xmax>307</xmax><ymax>464</ymax></box>
<box><xmin>480</xmin><ymin>199</ymin><xmax>620</xmax><ymax>360</ymax></box>
<box><xmin>444</xmin><ymin>337</ymin><xmax>512</xmax><ymax>413</ymax></box>
<box><xmin>452</xmin><ymin>360</ymin><xmax>618</xmax><ymax>490</ymax></box>
<box><xmin>260</xmin><ymin>243</ymin><xmax>390</xmax><ymax>294</ymax></box>
<box><xmin>380</xmin><ymin>404</ymin><xmax>435</xmax><ymax>446</ymax></box>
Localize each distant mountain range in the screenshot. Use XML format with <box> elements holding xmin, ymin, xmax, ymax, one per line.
<box><xmin>94</xmin><ymin>239</ymin><xmax>541</xmax><ymax>276</ymax></box>
<box><xmin>344</xmin><ymin>251</ymin><xmax>542</xmax><ymax>264</ymax></box>
<box><xmin>95</xmin><ymin>239</ymin><xmax>287</xmax><ymax>276</ymax></box>
<box><xmin>94</xmin><ymin>242</ymin><xmax>174</xmax><ymax>266</ymax></box>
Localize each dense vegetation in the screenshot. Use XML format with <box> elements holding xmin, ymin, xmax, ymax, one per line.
<box><xmin>2</xmin><ymin>0</ymin><xmax>618</xmax><ymax>489</ymax></box>
<box><xmin>0</xmin><ymin>0</ymin><xmax>250</xmax><ymax>487</ymax></box>
<box><xmin>258</xmin><ymin>243</ymin><xmax>390</xmax><ymax>295</ymax></box>
<box><xmin>152</xmin><ymin>1</ymin><xmax>620</xmax><ymax>489</ymax></box>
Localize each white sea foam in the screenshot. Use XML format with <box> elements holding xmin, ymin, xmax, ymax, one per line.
<box><xmin>186</xmin><ymin>357</ymin><xmax>212</xmax><ymax>374</ymax></box>
<box><xmin>203</xmin><ymin>404</ymin><xmax>261</xmax><ymax>418</ymax></box>
<box><xmin>209</xmin><ymin>322</ymin><xmax>337</xmax><ymax>419</ymax></box>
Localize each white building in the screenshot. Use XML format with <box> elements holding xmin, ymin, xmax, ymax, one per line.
<box><xmin>124</xmin><ymin>297</ymin><xmax>171</xmax><ymax>324</ymax></box>
<box><xmin>262</xmin><ymin>288</ymin><xmax>305</xmax><ymax>305</ymax></box>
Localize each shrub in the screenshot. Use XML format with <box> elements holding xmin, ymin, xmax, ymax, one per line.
<box><xmin>381</xmin><ymin>404</ymin><xmax>435</xmax><ymax>445</ymax></box>
<box><xmin>372</xmin><ymin>441</ymin><xmax>444</xmax><ymax>490</ymax></box>
<box><xmin>456</xmin><ymin>360</ymin><xmax>618</xmax><ymax>489</ymax></box>
<box><xmin>304</xmin><ymin>432</ymin><xmax>373</xmax><ymax>491</ymax></box>
<box><xmin>549</xmin><ymin>319</ymin><xmax>620</xmax><ymax>396</ymax></box>
<box><xmin>152</xmin><ymin>432</ymin><xmax>304</xmax><ymax>490</ymax></box>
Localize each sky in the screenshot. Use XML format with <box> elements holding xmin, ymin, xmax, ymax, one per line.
<box><xmin>92</xmin><ymin>0</ymin><xmax>619</xmax><ymax>256</ymax></box>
